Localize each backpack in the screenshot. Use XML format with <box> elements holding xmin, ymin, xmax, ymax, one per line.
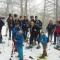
<box><xmin>35</xmin><ymin>20</ymin><xmax>42</xmax><ymax>30</ymax></box>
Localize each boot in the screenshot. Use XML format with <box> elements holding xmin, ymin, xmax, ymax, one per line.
<box><xmin>39</xmin><ymin>54</ymin><xmax>45</xmax><ymax>58</ymax></box>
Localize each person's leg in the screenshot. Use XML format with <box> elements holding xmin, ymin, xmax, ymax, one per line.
<box><xmin>33</xmin><ymin>35</ymin><xmax>37</xmax><ymax>46</ymax></box>
<box><xmin>26</xmin><ymin>35</ymin><xmax>33</xmax><ymax>48</ymax></box>
<box><xmin>25</xmin><ymin>30</ymin><xmax>28</xmax><ymax>38</ymax></box>
<box><xmin>48</xmin><ymin>32</ymin><xmax>49</xmax><ymax>42</ymax></box>
<box><xmin>14</xmin><ymin>40</ymin><xmax>17</xmax><ymax>52</ymax></box>
<box><xmin>23</xmin><ymin>30</ymin><xmax>26</xmax><ymax>40</ymax></box>
<box><xmin>0</xmin><ymin>29</ymin><xmax>2</xmax><ymax>53</ymax></box>
<box><xmin>54</xmin><ymin>34</ymin><xmax>56</xmax><ymax>44</ymax></box>
<box><xmin>5</xmin><ymin>25</ymin><xmax>8</xmax><ymax>36</ymax></box>
<box><xmin>36</xmin><ymin>34</ymin><xmax>40</xmax><ymax>49</ymax></box>
<box><xmin>24</xmin><ymin>30</ymin><xmax>27</xmax><ymax>41</ymax></box>
<box><xmin>38</xmin><ymin>33</ymin><xmax>41</xmax><ymax>45</ymax></box>
<box><xmin>0</xmin><ymin>29</ymin><xmax>1</xmax><ymax>35</ymax></box>
<box><xmin>0</xmin><ymin>29</ymin><xmax>2</xmax><ymax>43</ymax></box>
<box><xmin>9</xmin><ymin>28</ymin><xmax>11</xmax><ymax>40</ymax></box>
<box><xmin>48</xmin><ymin>33</ymin><xmax>52</xmax><ymax>42</ymax></box>
<box><xmin>42</xmin><ymin>44</ymin><xmax>47</xmax><ymax>57</ymax></box>
<box><xmin>11</xmin><ymin>29</ymin><xmax>13</xmax><ymax>40</ymax></box>
<box><xmin>51</xmin><ymin>33</ymin><xmax>52</xmax><ymax>41</ymax></box>
<box><xmin>49</xmin><ymin>33</ymin><xmax>52</xmax><ymax>42</ymax></box>
<box><xmin>36</xmin><ymin>41</ymin><xmax>40</xmax><ymax>49</ymax></box>
<box><xmin>17</xmin><ymin>46</ymin><xmax>23</xmax><ymax>60</ymax></box>
<box><xmin>30</xmin><ymin>35</ymin><xmax>33</xmax><ymax>45</ymax></box>
<box><xmin>43</xmin><ymin>45</ymin><xmax>47</xmax><ymax>56</ymax></box>
<box><xmin>9</xmin><ymin>28</ymin><xmax>11</xmax><ymax>39</ymax></box>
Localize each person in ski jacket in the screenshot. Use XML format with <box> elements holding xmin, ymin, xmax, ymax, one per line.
<box><xmin>12</xmin><ymin>22</ymin><xmax>24</xmax><ymax>60</ymax></box>
<box><xmin>40</xmin><ymin>32</ymin><xmax>48</xmax><ymax>58</ymax></box>
<box><xmin>46</xmin><ymin>20</ymin><xmax>54</xmax><ymax>42</ymax></box>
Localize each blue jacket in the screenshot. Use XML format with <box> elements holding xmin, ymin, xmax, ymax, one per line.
<box><xmin>12</xmin><ymin>26</ymin><xmax>24</xmax><ymax>46</ymax></box>
<box><xmin>40</xmin><ymin>34</ymin><xmax>48</xmax><ymax>44</ymax></box>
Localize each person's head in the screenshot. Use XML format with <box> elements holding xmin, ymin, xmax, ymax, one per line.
<box><xmin>56</xmin><ymin>20</ymin><xmax>60</xmax><ymax>26</ymax></box>
<box><xmin>35</xmin><ymin>16</ymin><xmax>38</xmax><ymax>20</ymax></box>
<box><xmin>14</xmin><ymin>14</ymin><xmax>18</xmax><ymax>18</ymax></box>
<box><xmin>49</xmin><ymin>20</ymin><xmax>53</xmax><ymax>24</ymax></box>
<box><xmin>19</xmin><ymin>16</ymin><xmax>23</xmax><ymax>20</ymax></box>
<box><xmin>30</xmin><ymin>16</ymin><xmax>34</xmax><ymax>20</ymax></box>
<box><xmin>22</xmin><ymin>16</ymin><xmax>24</xmax><ymax>20</ymax></box>
<box><xmin>9</xmin><ymin>16</ymin><xmax>13</xmax><ymax>20</ymax></box>
<box><xmin>58</xmin><ymin>21</ymin><xmax>60</xmax><ymax>24</ymax></box>
<box><xmin>20</xmin><ymin>16</ymin><xmax>22</xmax><ymax>19</ymax></box>
<box><xmin>15</xmin><ymin>21</ymin><xmax>20</xmax><ymax>27</ymax></box>
<box><xmin>9</xmin><ymin>13</ymin><xmax>12</xmax><ymax>17</ymax></box>
<box><xmin>24</xmin><ymin>16</ymin><xmax>26</xmax><ymax>19</ymax></box>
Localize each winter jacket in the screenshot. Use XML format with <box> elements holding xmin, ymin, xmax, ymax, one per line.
<box><xmin>0</xmin><ymin>19</ymin><xmax>4</xmax><ymax>30</ymax></box>
<box><xmin>7</xmin><ymin>18</ymin><xmax>15</xmax><ymax>28</ymax></box>
<box><xmin>12</xmin><ymin>26</ymin><xmax>24</xmax><ymax>46</ymax></box>
<box><xmin>30</xmin><ymin>25</ymin><xmax>40</xmax><ymax>36</ymax></box>
<box><xmin>18</xmin><ymin>20</ymin><xmax>23</xmax><ymax>28</ymax></box>
<box><xmin>40</xmin><ymin>34</ymin><xmax>48</xmax><ymax>44</ymax></box>
<box><xmin>54</xmin><ymin>25</ymin><xmax>60</xmax><ymax>35</ymax></box>
<box><xmin>22</xmin><ymin>19</ymin><xmax>29</xmax><ymax>31</ymax></box>
<box><xmin>30</xmin><ymin>20</ymin><xmax>41</xmax><ymax>35</ymax></box>
<box><xmin>46</xmin><ymin>23</ymin><xmax>54</xmax><ymax>33</ymax></box>
<box><xmin>35</xmin><ymin>20</ymin><xmax>42</xmax><ymax>30</ymax></box>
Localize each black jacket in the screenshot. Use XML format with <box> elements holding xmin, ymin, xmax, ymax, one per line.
<box><xmin>7</xmin><ymin>18</ymin><xmax>15</xmax><ymax>28</ymax></box>
<box><xmin>0</xmin><ymin>19</ymin><xmax>4</xmax><ymax>30</ymax></box>
<box><xmin>22</xmin><ymin>19</ymin><xmax>29</xmax><ymax>30</ymax></box>
<box><xmin>35</xmin><ymin>20</ymin><xmax>42</xmax><ymax>30</ymax></box>
<box><xmin>46</xmin><ymin>23</ymin><xmax>54</xmax><ymax>33</ymax></box>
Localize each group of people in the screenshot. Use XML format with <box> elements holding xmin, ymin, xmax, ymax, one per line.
<box><xmin>0</xmin><ymin>13</ymin><xmax>60</xmax><ymax>60</ymax></box>
<box><xmin>6</xmin><ymin>14</ymin><xmax>42</xmax><ymax>60</ymax></box>
<box><xmin>46</xmin><ymin>20</ymin><xmax>60</xmax><ymax>44</ymax></box>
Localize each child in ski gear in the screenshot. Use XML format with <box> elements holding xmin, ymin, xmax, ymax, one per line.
<box><xmin>12</xmin><ymin>23</ymin><xmax>24</xmax><ymax>60</ymax></box>
<box><xmin>40</xmin><ymin>32</ymin><xmax>48</xmax><ymax>58</ymax></box>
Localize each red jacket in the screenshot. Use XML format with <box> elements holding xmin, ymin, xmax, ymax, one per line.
<box><xmin>54</xmin><ymin>25</ymin><xmax>60</xmax><ymax>35</ymax></box>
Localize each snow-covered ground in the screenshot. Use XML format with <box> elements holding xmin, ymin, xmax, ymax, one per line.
<box><xmin>0</xmin><ymin>25</ymin><xmax>60</xmax><ymax>60</ymax></box>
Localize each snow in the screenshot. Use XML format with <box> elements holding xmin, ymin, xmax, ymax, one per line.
<box><xmin>0</xmin><ymin>25</ymin><xmax>60</xmax><ymax>60</ymax></box>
